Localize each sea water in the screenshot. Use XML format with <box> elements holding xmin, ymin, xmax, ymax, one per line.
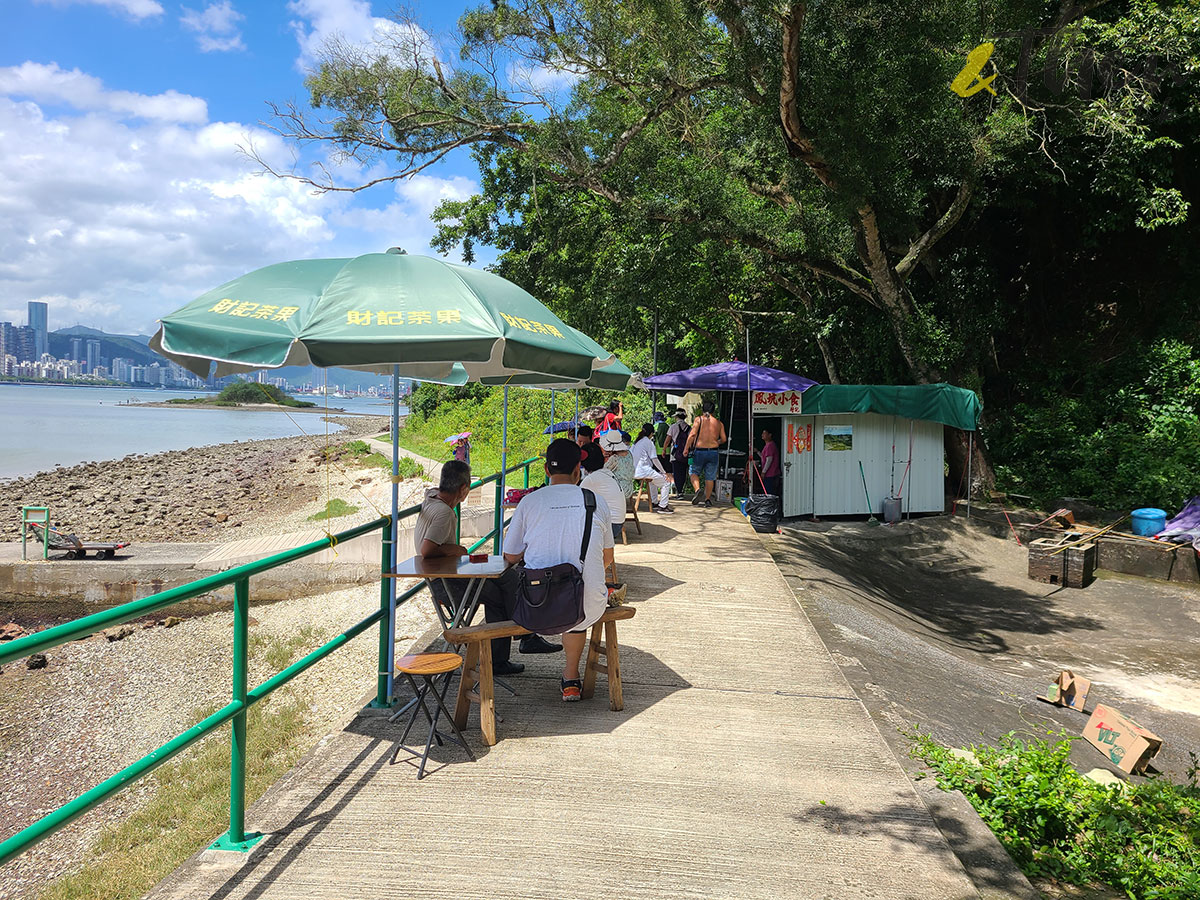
<box><xmin>0</xmin><ymin>384</ymin><xmax>402</xmax><ymax>480</ymax></box>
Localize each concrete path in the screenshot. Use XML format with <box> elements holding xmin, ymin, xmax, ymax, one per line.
<box><xmin>147</xmin><ymin>505</ymin><xmax>980</xmax><ymax>900</ymax></box>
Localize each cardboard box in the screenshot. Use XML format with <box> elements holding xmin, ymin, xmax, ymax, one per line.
<box><xmin>1039</xmin><ymin>670</ymin><xmax>1091</xmax><ymax>712</ymax></box>
<box><xmin>1082</xmin><ymin>703</ymin><xmax>1163</xmax><ymax>775</ymax></box>
<box><xmin>715</xmin><ymin>479</ymin><xmax>733</xmax><ymax>504</ymax></box>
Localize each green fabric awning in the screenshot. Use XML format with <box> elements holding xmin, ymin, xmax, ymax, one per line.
<box><xmin>799</xmin><ymin>383</ymin><xmax>982</xmax><ymax>431</ymax></box>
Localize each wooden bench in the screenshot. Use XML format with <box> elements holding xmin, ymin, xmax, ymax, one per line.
<box><xmin>443</xmin><ymin>605</ymin><xmax>636</xmax><ymax>746</ymax></box>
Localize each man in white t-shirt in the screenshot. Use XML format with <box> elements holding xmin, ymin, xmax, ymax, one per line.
<box><xmin>503</xmin><ymin>439</ymin><xmax>615</xmax><ymax>702</ymax></box>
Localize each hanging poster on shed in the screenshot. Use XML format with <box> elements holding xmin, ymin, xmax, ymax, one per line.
<box><xmin>823</xmin><ymin>425</ymin><xmax>853</xmax><ymax>451</ymax></box>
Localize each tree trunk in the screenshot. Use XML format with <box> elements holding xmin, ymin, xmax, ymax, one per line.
<box><xmin>945</xmin><ymin>427</ymin><xmax>995</xmax><ymax>505</ymax></box>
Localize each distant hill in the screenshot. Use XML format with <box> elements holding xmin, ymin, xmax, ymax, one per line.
<box><xmin>50</xmin><ymin>327</ymin><xmax>159</xmax><ymax>366</ymax></box>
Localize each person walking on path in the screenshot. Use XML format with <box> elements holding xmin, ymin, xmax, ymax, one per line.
<box><xmin>663</xmin><ymin>409</ymin><xmax>690</xmax><ymax>498</ymax></box>
<box><xmin>684</xmin><ymin>401</ymin><xmax>727</xmax><ymax>507</ymax></box>
<box><xmin>632</xmin><ymin>423</ymin><xmax>674</xmax><ymax>514</ymax></box>
<box><xmin>503</xmin><ymin>439</ymin><xmax>615</xmax><ymax>702</ymax></box>
<box><xmin>757</xmin><ymin>428</ymin><xmax>781</xmax><ymax>496</ymax></box>
<box><xmin>653</xmin><ymin>411</ymin><xmax>670</xmax><ymax>470</ymax></box>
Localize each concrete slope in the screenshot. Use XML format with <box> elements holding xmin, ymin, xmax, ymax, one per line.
<box><xmin>147</xmin><ymin>505</ymin><xmax>979</xmax><ymax>900</ymax></box>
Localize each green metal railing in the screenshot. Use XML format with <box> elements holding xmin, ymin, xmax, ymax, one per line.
<box><xmin>0</xmin><ymin>455</ymin><xmax>539</xmax><ymax>868</ymax></box>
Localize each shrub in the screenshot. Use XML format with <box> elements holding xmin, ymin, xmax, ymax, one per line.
<box><xmin>215</xmin><ymin>381</ymin><xmax>315</xmax><ymax>408</ymax></box>
<box><xmin>910</xmin><ymin>730</ymin><xmax>1200</xmax><ymax>898</ymax></box>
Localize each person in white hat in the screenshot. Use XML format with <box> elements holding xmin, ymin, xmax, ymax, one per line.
<box><xmin>599</xmin><ymin>430</ymin><xmax>636</xmax><ymax>500</ymax></box>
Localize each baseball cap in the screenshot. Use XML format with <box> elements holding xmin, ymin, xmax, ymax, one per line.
<box><xmin>545</xmin><ymin>438</ymin><xmax>582</xmax><ymax>473</ymax></box>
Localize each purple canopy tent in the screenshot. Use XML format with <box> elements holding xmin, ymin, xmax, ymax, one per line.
<box><xmin>641</xmin><ymin>361</ymin><xmax>817</xmax><ymax>394</ymax></box>
<box><xmin>641</xmin><ymin>362</ymin><xmax>818</xmax><ymax>496</ymax></box>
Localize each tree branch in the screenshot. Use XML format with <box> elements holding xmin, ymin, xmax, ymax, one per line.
<box><xmin>778</xmin><ymin>3</ymin><xmax>838</xmax><ymax>191</ymax></box>
<box><xmin>894</xmin><ymin>152</ymin><xmax>980</xmax><ymax>281</ymax></box>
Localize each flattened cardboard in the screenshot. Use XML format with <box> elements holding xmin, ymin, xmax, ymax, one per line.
<box><xmin>1039</xmin><ymin>669</ymin><xmax>1091</xmax><ymax>712</ymax></box>
<box><xmin>1082</xmin><ymin>703</ymin><xmax>1163</xmax><ymax>775</ymax></box>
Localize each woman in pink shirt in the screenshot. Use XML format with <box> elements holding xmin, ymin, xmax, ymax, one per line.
<box><xmin>758</xmin><ymin>428</ymin><xmax>781</xmax><ymax>496</ymax></box>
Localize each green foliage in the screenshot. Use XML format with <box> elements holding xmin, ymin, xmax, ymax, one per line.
<box><xmin>989</xmin><ymin>340</ymin><xmax>1200</xmax><ymax>510</ymax></box>
<box><xmin>399</xmin><ymin>383</ymin><xmax>654</xmax><ymax>478</ymax></box>
<box><xmin>215</xmin><ymin>381</ymin><xmax>315</xmax><ymax>408</ymax></box>
<box><xmin>307</xmin><ymin>498</ymin><xmax>359</xmax><ymax>521</ymax></box>
<box><xmin>282</xmin><ymin>0</ymin><xmax>1200</xmax><ymax>499</ymax></box>
<box><xmin>910</xmin><ymin>730</ymin><xmax>1200</xmax><ymax>899</ymax></box>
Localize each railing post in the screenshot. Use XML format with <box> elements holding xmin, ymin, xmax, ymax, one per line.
<box><xmin>372</xmin><ymin>518</ymin><xmax>393</xmax><ymax>708</ymax></box>
<box><xmin>523</xmin><ymin>462</ymin><xmax>529</xmax><ymax>489</ymax></box>
<box><xmin>210</xmin><ymin>577</ymin><xmax>263</xmax><ymax>852</ymax></box>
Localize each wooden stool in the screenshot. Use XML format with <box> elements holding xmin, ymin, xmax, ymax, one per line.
<box><xmin>634</xmin><ymin>478</ymin><xmax>653</xmax><ymax>512</ymax></box>
<box><xmin>389</xmin><ymin>653</ymin><xmax>475</xmax><ymax>779</ymax></box>
<box><xmin>623</xmin><ymin>495</ymin><xmax>641</xmax><ymax>543</ymax></box>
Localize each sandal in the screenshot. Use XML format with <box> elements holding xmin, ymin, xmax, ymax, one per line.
<box><xmin>560</xmin><ymin>677</ymin><xmax>582</xmax><ymax>702</ymax></box>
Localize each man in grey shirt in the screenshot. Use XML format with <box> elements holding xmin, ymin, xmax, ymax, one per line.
<box><xmin>415</xmin><ymin>460</ymin><xmax>559</xmax><ymax>675</ymax></box>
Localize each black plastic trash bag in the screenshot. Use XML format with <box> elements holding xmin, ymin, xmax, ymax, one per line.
<box><xmin>745</xmin><ymin>494</ymin><xmax>781</xmax><ymax>533</ymax></box>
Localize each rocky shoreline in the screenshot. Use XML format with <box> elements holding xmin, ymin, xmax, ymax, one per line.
<box><xmin>1</xmin><ymin>416</ymin><xmax>389</xmax><ymax>544</ymax></box>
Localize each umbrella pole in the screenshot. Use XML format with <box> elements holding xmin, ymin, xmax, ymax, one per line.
<box><xmin>550</xmin><ymin>389</ymin><xmax>555</xmax><ymax>435</ymax></box>
<box><xmin>387</xmin><ymin>367</ymin><xmax>400</xmax><ymax>703</ymax></box>
<box><xmin>574</xmin><ymin>390</ymin><xmax>579</xmax><ymax>429</ymax></box>
<box><xmin>746</xmin><ymin>332</ymin><xmax>753</xmax><ymax>496</ymax></box>
<box><xmin>498</xmin><ymin>387</ymin><xmax>509</xmax><ymax>555</ymax></box>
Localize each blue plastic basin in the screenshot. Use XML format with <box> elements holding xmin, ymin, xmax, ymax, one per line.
<box><xmin>1131</xmin><ymin>508</ymin><xmax>1167</xmax><ymax>537</ymax></box>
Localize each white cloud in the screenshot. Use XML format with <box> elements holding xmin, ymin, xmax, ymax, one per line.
<box><xmin>0</xmin><ymin>62</ymin><xmax>207</xmax><ymax>123</ymax></box>
<box><xmin>34</xmin><ymin>0</ymin><xmax>164</xmax><ymax>20</ymax></box>
<box><xmin>287</xmin><ymin>0</ymin><xmax>430</xmax><ymax>70</ymax></box>
<box><xmin>508</xmin><ymin>60</ymin><xmax>585</xmax><ymax>99</ymax></box>
<box><xmin>181</xmin><ymin>1</ymin><xmax>246</xmax><ymax>53</ymax></box>
<box><xmin>0</xmin><ymin>66</ymin><xmax>480</xmax><ymax>336</ymax></box>
<box><xmin>333</xmin><ymin>174</ymin><xmax>477</xmax><ymax>252</ymax></box>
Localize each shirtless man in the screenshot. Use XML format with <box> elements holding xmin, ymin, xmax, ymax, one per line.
<box><xmin>684</xmin><ymin>401</ymin><xmax>727</xmax><ymax>507</ymax></box>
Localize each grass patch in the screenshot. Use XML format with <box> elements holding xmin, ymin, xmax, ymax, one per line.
<box><xmin>318</xmin><ymin>439</ymin><xmax>426</xmax><ymax>478</ymax></box>
<box><xmin>910</xmin><ymin>729</ymin><xmax>1200</xmax><ymax>899</ymax></box>
<box><xmin>307</xmin><ymin>498</ymin><xmax>359</xmax><ymax>521</ymax></box>
<box><xmin>37</xmin><ymin>697</ymin><xmax>308</xmax><ymax>900</ymax></box>
<box><xmin>249</xmin><ymin>625</ymin><xmax>327</xmax><ymax>672</ymax></box>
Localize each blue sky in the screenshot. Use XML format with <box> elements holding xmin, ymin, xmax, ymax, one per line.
<box><xmin>1</xmin><ymin>1</ymin><xmax>500</xmax><ymax>336</ymax></box>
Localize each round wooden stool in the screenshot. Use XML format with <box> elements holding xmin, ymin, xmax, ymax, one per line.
<box><xmin>389</xmin><ymin>653</ymin><xmax>475</xmax><ymax>779</ymax></box>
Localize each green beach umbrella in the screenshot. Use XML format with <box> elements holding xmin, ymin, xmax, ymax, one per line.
<box><xmin>150</xmin><ymin>249</ymin><xmax>620</xmax><ymax>706</ymax></box>
<box><xmin>150</xmin><ymin>249</ymin><xmax>612</xmax><ymax>382</ymax></box>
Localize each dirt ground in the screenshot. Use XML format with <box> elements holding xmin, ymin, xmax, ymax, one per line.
<box><xmin>765</xmin><ymin>513</ymin><xmax>1200</xmax><ymax>784</ymax></box>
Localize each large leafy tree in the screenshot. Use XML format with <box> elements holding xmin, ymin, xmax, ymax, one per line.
<box><xmin>263</xmin><ymin>0</ymin><xmax>1198</xmax><ymax>488</ymax></box>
